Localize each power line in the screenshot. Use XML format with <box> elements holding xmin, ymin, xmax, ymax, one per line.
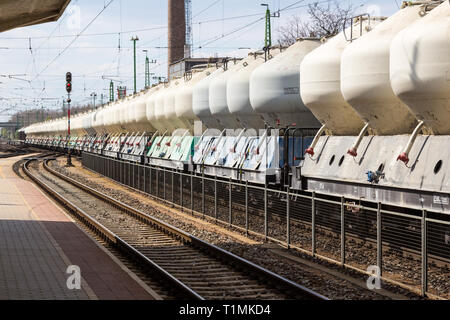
<box><xmin>32</xmin><ymin>0</ymin><xmax>116</xmax><ymax>82</ymax></box>
<box><xmin>193</xmin><ymin>0</ymin><xmax>222</xmax><ymax>18</ymax></box>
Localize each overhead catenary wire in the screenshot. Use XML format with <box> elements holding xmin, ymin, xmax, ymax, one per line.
<box><xmin>1</xmin><ymin>0</ymin><xmax>357</xmax><ymax>118</ymax></box>
<box><xmin>32</xmin><ymin>0</ymin><xmax>116</xmax><ymax>82</ymax></box>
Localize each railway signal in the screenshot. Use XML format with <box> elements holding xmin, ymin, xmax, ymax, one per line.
<box><xmin>65</xmin><ymin>72</ymin><xmax>73</xmax><ymax>167</ymax></box>
<box><xmin>66</xmin><ymin>72</ymin><xmax>72</xmax><ymax>93</ymax></box>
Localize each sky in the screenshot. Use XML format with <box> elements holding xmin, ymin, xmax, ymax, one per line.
<box><xmin>0</xmin><ymin>0</ymin><xmax>399</xmax><ymax>123</ymax></box>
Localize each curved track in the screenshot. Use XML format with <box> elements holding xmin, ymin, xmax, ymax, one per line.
<box><xmin>23</xmin><ymin>158</ymin><xmax>327</xmax><ymax>300</ymax></box>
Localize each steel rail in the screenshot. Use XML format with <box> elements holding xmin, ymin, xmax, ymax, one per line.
<box><xmin>24</xmin><ymin>158</ymin><xmax>328</xmax><ymax>301</ymax></box>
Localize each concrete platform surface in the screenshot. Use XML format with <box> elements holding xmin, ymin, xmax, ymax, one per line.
<box><xmin>0</xmin><ymin>155</ymin><xmax>155</xmax><ymax>300</ymax></box>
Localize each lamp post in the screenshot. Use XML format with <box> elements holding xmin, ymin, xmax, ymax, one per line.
<box><xmin>131</xmin><ymin>36</ymin><xmax>139</xmax><ymax>94</ymax></box>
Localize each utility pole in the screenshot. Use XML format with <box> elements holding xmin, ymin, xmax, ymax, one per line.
<box><xmin>143</xmin><ymin>50</ymin><xmax>156</xmax><ymax>89</ymax></box>
<box><xmin>261</xmin><ymin>4</ymin><xmax>280</xmax><ymax>48</ymax></box>
<box><xmin>131</xmin><ymin>36</ymin><xmax>139</xmax><ymax>94</ymax></box>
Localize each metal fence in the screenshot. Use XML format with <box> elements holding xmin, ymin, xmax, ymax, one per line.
<box><xmin>82</xmin><ymin>152</ymin><xmax>450</xmax><ymax>299</ymax></box>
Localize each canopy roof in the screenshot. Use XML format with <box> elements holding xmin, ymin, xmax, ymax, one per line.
<box><xmin>0</xmin><ymin>0</ymin><xmax>70</xmax><ymax>32</ymax></box>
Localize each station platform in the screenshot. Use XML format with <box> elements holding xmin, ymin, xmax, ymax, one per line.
<box><xmin>0</xmin><ymin>155</ymin><xmax>157</xmax><ymax>300</ymax></box>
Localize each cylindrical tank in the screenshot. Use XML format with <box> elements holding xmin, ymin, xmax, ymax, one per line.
<box><xmin>103</xmin><ymin>104</ymin><xmax>113</xmax><ymax>133</ymax></box>
<box><xmin>209</xmin><ymin>57</ymin><xmax>257</xmax><ymax>130</ymax></box>
<box><xmin>121</xmin><ymin>97</ymin><xmax>135</xmax><ymax>132</ymax></box>
<box><xmin>133</xmin><ymin>91</ymin><xmax>154</xmax><ymax>133</ymax></box>
<box><xmin>119</xmin><ymin>98</ymin><xmax>128</xmax><ymax>131</ymax></box>
<box><xmin>146</xmin><ymin>85</ymin><xmax>165</xmax><ymax>133</ymax></box>
<box><xmin>155</xmin><ymin>83</ymin><xmax>177</xmax><ymax>133</ymax></box>
<box><xmin>341</xmin><ymin>5</ymin><xmax>428</xmax><ymax>135</ymax></box>
<box><xmin>164</xmin><ymin>79</ymin><xmax>186</xmax><ymax>130</ymax></box>
<box><xmin>390</xmin><ymin>1</ymin><xmax>450</xmax><ymax>135</ymax></box>
<box><xmin>300</xmin><ymin>17</ymin><xmax>385</xmax><ymax>135</ymax></box>
<box><xmin>112</xmin><ymin>101</ymin><xmax>123</xmax><ymax>133</ymax></box>
<box><xmin>175</xmin><ymin>67</ymin><xmax>215</xmax><ymax>132</ymax></box>
<box><xmin>126</xmin><ymin>96</ymin><xmax>138</xmax><ymax>132</ymax></box>
<box><xmin>192</xmin><ymin>68</ymin><xmax>226</xmax><ymax>130</ymax></box>
<box><xmin>249</xmin><ymin>39</ymin><xmax>322</xmax><ymax>129</ymax></box>
<box><xmin>97</xmin><ymin>107</ymin><xmax>107</xmax><ymax>134</ymax></box>
<box><xmin>228</xmin><ymin>49</ymin><xmax>284</xmax><ymax>130</ymax></box>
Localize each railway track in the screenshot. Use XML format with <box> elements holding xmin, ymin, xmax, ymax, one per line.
<box><xmin>23</xmin><ymin>158</ymin><xmax>327</xmax><ymax>300</ymax></box>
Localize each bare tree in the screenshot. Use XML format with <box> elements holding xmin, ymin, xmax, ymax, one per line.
<box><xmin>278</xmin><ymin>1</ymin><xmax>354</xmax><ymax>46</ymax></box>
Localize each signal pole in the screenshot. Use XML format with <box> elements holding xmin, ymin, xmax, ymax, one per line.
<box><xmin>131</xmin><ymin>36</ymin><xmax>139</xmax><ymax>94</ymax></box>
<box><xmin>66</xmin><ymin>72</ymin><xmax>73</xmax><ymax>167</ymax></box>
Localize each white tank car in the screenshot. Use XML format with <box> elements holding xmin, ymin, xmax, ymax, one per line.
<box><xmin>72</xmin><ymin>114</ymin><xmax>82</xmax><ymax>135</ymax></box>
<box><xmin>228</xmin><ymin>48</ymin><xmax>284</xmax><ymax>130</ymax></box>
<box><xmin>118</xmin><ymin>98</ymin><xmax>127</xmax><ymax>132</ymax></box>
<box><xmin>104</xmin><ymin>105</ymin><xmax>115</xmax><ymax>134</ymax></box>
<box><xmin>103</xmin><ymin>104</ymin><xmax>114</xmax><ymax>133</ymax></box>
<box><xmin>119</xmin><ymin>97</ymin><xmax>133</xmax><ymax>132</ymax></box>
<box><xmin>91</xmin><ymin>109</ymin><xmax>101</xmax><ymax>135</ymax></box>
<box><xmin>192</xmin><ymin>67</ymin><xmax>226</xmax><ymax>130</ymax></box>
<box><xmin>99</xmin><ymin>107</ymin><xmax>108</xmax><ymax>134</ymax></box>
<box><xmin>390</xmin><ymin>1</ymin><xmax>450</xmax><ymax>135</ymax></box>
<box><xmin>59</xmin><ymin>118</ymin><xmax>67</xmax><ymax>135</ymax></box>
<box><xmin>249</xmin><ymin>39</ymin><xmax>321</xmax><ymax>129</ymax></box>
<box><xmin>175</xmin><ymin>67</ymin><xmax>217</xmax><ymax>132</ymax></box>
<box><xmin>209</xmin><ymin>56</ymin><xmax>262</xmax><ymax>130</ymax></box>
<box><xmin>340</xmin><ymin>5</ymin><xmax>431</xmax><ymax>135</ymax></box>
<box><xmin>155</xmin><ymin>83</ymin><xmax>177</xmax><ymax>133</ymax></box>
<box><xmin>134</xmin><ymin>91</ymin><xmax>154</xmax><ymax>133</ymax></box>
<box><xmin>127</xmin><ymin>96</ymin><xmax>139</xmax><ymax>132</ymax></box>
<box><xmin>82</xmin><ymin>112</ymin><xmax>92</xmax><ymax>135</ymax></box>
<box><xmin>164</xmin><ymin>79</ymin><xmax>187</xmax><ymax>131</ymax></box>
<box><xmin>300</xmin><ymin>17</ymin><xmax>385</xmax><ymax>135</ymax></box>
<box><xmin>112</xmin><ymin>101</ymin><xmax>124</xmax><ymax>132</ymax></box>
<box><xmin>79</xmin><ymin>112</ymin><xmax>89</xmax><ymax>135</ymax></box>
<box><xmin>146</xmin><ymin>85</ymin><xmax>166</xmax><ymax>133</ymax></box>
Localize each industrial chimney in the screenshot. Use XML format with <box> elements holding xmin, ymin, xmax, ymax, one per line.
<box><xmin>168</xmin><ymin>0</ymin><xmax>186</xmax><ymax>69</ymax></box>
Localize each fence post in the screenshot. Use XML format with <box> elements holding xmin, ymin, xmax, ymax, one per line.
<box><xmin>264</xmin><ymin>180</ymin><xmax>268</xmax><ymax>241</ymax></box>
<box><xmin>137</xmin><ymin>165</ymin><xmax>139</xmax><ymax>190</ymax></box>
<box><xmin>190</xmin><ymin>175</ymin><xmax>194</xmax><ymax>215</ymax></box>
<box><xmin>421</xmin><ymin>209</ymin><xmax>428</xmax><ymax>297</ymax></box>
<box><xmin>341</xmin><ymin>196</ymin><xmax>345</xmax><ymax>266</ymax></box>
<box><xmin>163</xmin><ymin>169</ymin><xmax>166</xmax><ymax>201</ymax></box>
<box><xmin>144</xmin><ymin>166</ymin><xmax>146</xmax><ymax>193</ymax></box>
<box><xmin>180</xmin><ymin>173</ymin><xmax>183</xmax><ymax>211</ymax></box>
<box><xmin>229</xmin><ymin>178</ymin><xmax>232</xmax><ymax>226</ymax></box>
<box><xmin>377</xmin><ymin>202</ymin><xmax>382</xmax><ymax>276</ymax></box>
<box><xmin>312</xmin><ymin>191</ymin><xmax>316</xmax><ymax>256</ymax></box>
<box><xmin>128</xmin><ymin>162</ymin><xmax>131</xmax><ymax>186</ymax></box>
<box><xmin>149</xmin><ymin>166</ymin><xmax>152</xmax><ymax>195</ymax></box>
<box><xmin>245</xmin><ymin>179</ymin><xmax>249</xmax><ymax>236</ymax></box>
<box><xmin>202</xmin><ymin>173</ymin><xmax>205</xmax><ymax>218</ymax></box>
<box><xmin>156</xmin><ymin>167</ymin><xmax>159</xmax><ymax>198</ymax></box>
<box><xmin>286</xmin><ymin>187</ymin><xmax>290</xmax><ymax>249</ymax></box>
<box><xmin>171</xmin><ymin>171</ymin><xmax>174</xmax><ymax>207</ymax></box>
<box><xmin>214</xmin><ymin>176</ymin><xmax>218</xmax><ymax>221</ymax></box>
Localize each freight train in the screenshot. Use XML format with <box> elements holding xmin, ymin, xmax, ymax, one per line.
<box><xmin>22</xmin><ymin>1</ymin><xmax>450</xmax><ymax>216</ymax></box>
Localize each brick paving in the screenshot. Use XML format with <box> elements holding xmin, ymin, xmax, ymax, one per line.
<box><xmin>0</xmin><ymin>156</ymin><xmax>154</xmax><ymax>300</ymax></box>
